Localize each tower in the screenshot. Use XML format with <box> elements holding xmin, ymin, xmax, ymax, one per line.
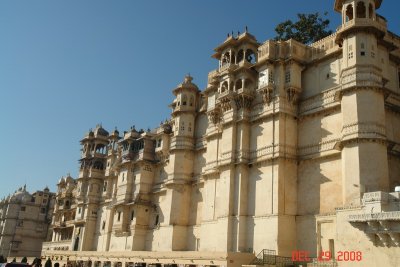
<box><xmin>76</xmin><ymin>124</ymin><xmax>109</xmax><ymax>250</ymax></box>
<box><xmin>164</xmin><ymin>75</ymin><xmax>199</xmax><ymax>250</ymax></box>
<box><xmin>335</xmin><ymin>0</ymin><xmax>390</xmax><ymax>204</ymax></box>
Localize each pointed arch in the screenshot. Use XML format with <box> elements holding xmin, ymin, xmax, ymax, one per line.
<box><xmin>346</xmin><ymin>4</ymin><xmax>354</xmax><ymax>21</ymax></box>
<box><xmin>356</xmin><ymin>2</ymin><xmax>366</xmax><ymax>18</ymax></box>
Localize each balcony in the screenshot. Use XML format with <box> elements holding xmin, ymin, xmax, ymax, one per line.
<box><xmin>207</xmin><ymin>69</ymin><xmax>219</xmax><ymax>85</ymax></box>
<box><xmin>346</xmin><ymin>191</ymin><xmax>400</xmax><ymax>246</ymax></box>
<box><xmin>257</xmin><ymin>41</ymin><xmax>274</xmax><ymax>63</ymax></box>
<box><xmin>219</xmin><ymin>63</ymin><xmax>238</xmax><ymax>73</ymax></box>
<box><xmin>122</xmin><ymin>149</ymin><xmax>154</xmax><ymax>162</ymax></box>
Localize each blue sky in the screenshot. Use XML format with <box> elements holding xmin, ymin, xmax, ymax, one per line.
<box><xmin>0</xmin><ymin>0</ymin><xmax>399</xmax><ymax>197</ymax></box>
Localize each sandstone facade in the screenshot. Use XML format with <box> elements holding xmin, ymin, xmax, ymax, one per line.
<box><xmin>42</xmin><ymin>0</ymin><xmax>400</xmax><ymax>266</ymax></box>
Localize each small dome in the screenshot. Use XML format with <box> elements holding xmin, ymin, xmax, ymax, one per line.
<box><xmin>10</xmin><ymin>189</ymin><xmax>31</xmax><ymax>203</ymax></box>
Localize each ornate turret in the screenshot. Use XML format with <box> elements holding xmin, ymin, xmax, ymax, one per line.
<box><xmin>170</xmin><ymin>75</ymin><xmax>199</xmax><ymax>139</ymax></box>
<box><xmin>79</xmin><ymin>124</ymin><xmax>109</xmax><ymax>178</ymax></box>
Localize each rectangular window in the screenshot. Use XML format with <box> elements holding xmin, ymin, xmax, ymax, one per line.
<box><xmin>102</xmin><ymin>221</ymin><xmax>106</xmax><ymax>230</ymax></box>
<box><xmin>361</xmin><ymin>51</ymin><xmax>366</xmax><ymax>56</ymax></box>
<box><xmin>117</xmin><ymin>212</ymin><xmax>121</xmax><ymax>222</ymax></box>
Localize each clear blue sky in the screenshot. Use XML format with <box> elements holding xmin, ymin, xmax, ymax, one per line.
<box><xmin>0</xmin><ymin>0</ymin><xmax>399</xmax><ymax>197</ymax></box>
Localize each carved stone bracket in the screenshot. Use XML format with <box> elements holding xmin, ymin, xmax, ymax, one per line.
<box><xmin>285</xmin><ymin>86</ymin><xmax>302</xmax><ymax>104</ymax></box>
<box><xmin>207</xmin><ymin>106</ymin><xmax>222</xmax><ymax>125</ymax></box>
<box><xmin>234</xmin><ymin>93</ymin><xmax>254</xmax><ymax>110</ymax></box>
<box><xmin>257</xmin><ymin>84</ymin><xmax>275</xmax><ymax>104</ymax></box>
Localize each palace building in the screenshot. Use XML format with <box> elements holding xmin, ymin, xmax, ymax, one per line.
<box><xmin>42</xmin><ymin>0</ymin><xmax>400</xmax><ymax>266</ymax></box>
<box><xmin>0</xmin><ymin>185</ymin><xmax>55</xmax><ymax>258</ymax></box>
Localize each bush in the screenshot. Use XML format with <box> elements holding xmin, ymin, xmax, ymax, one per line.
<box><xmin>21</xmin><ymin>257</ymin><xmax>28</xmax><ymax>263</ymax></box>
<box><xmin>0</xmin><ymin>255</ymin><xmax>5</xmax><ymax>263</ymax></box>
<box><xmin>12</xmin><ymin>258</ymin><xmax>16</xmax><ymax>262</ymax></box>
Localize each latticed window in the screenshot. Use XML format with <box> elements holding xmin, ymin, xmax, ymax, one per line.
<box><xmin>285</xmin><ymin>71</ymin><xmax>291</xmax><ymax>83</ymax></box>
<box><xmin>268</xmin><ymin>71</ymin><xmax>274</xmax><ymax>84</ymax></box>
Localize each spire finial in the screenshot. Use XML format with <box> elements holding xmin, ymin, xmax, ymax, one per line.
<box><xmin>245</xmin><ymin>25</ymin><xmax>248</xmax><ymax>32</ymax></box>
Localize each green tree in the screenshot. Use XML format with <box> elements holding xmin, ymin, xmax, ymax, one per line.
<box><xmin>45</xmin><ymin>258</ymin><xmax>52</xmax><ymax>267</ymax></box>
<box><xmin>21</xmin><ymin>257</ymin><xmax>28</xmax><ymax>263</ymax></box>
<box><xmin>0</xmin><ymin>255</ymin><xmax>5</xmax><ymax>263</ymax></box>
<box><xmin>274</xmin><ymin>12</ymin><xmax>333</xmax><ymax>44</ymax></box>
<box><xmin>12</xmin><ymin>258</ymin><xmax>16</xmax><ymax>263</ymax></box>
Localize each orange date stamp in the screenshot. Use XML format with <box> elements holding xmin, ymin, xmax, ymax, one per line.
<box><xmin>292</xmin><ymin>250</ymin><xmax>362</xmax><ymax>262</ymax></box>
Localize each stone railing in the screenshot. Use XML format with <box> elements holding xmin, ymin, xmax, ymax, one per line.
<box><xmin>337</xmin><ymin>18</ymin><xmax>386</xmax><ymax>33</ymax></box>
<box><xmin>309</xmin><ymin>32</ymin><xmax>338</xmax><ymax>61</ymax></box>
<box><xmin>362</xmin><ymin>191</ymin><xmax>390</xmax><ymax>204</ymax></box>
<box><xmin>42</xmin><ymin>240</ymin><xmax>72</xmax><ymax>251</ymax></box>
<box><xmin>299</xmin><ymin>86</ymin><xmax>341</xmax><ymax>115</ymax></box>
<box><xmin>342</xmin><ymin>122</ymin><xmax>386</xmax><ymax>140</ymax></box>
<box><xmin>348</xmin><ymin>211</ymin><xmax>400</xmax><ymax>222</ymax></box>
<box><xmin>40</xmin><ymin>250</ymin><xmax>253</xmax><ymax>267</ymax></box>
<box><xmin>297</xmin><ymin>137</ymin><xmax>341</xmax><ymax>157</ymax></box>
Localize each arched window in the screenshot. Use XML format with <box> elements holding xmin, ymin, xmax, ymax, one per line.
<box><xmin>182</xmin><ymin>94</ymin><xmax>187</xmax><ymax>105</ymax></box>
<box><xmin>245</xmin><ymin>49</ymin><xmax>256</xmax><ymax>64</ymax></box>
<box><xmin>356</xmin><ymin>2</ymin><xmax>366</xmax><ymax>18</ymax></box>
<box><xmin>346</xmin><ymin>4</ymin><xmax>354</xmax><ymax>21</ymax></box>
<box><xmin>221</xmin><ymin>81</ymin><xmax>228</xmax><ymax>93</ymax></box>
<box><xmin>369</xmin><ymin>3</ymin><xmax>374</xmax><ymax>18</ymax></box>
<box><xmin>221</xmin><ymin>52</ymin><xmax>230</xmax><ymax>66</ymax></box>
<box><xmin>237</xmin><ymin>49</ymin><xmax>244</xmax><ymax>63</ymax></box>
<box><xmin>244</xmin><ymin>79</ymin><xmax>253</xmax><ymax>89</ymax></box>
<box><xmin>235</xmin><ymin>80</ymin><xmax>243</xmax><ymax>90</ymax></box>
<box><xmin>131</xmin><ymin>210</ymin><xmax>135</xmax><ymax>221</ymax></box>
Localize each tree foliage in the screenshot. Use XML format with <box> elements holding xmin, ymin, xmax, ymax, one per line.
<box><xmin>274</xmin><ymin>12</ymin><xmax>332</xmax><ymax>44</ymax></box>
<box><xmin>0</xmin><ymin>255</ymin><xmax>6</xmax><ymax>263</ymax></box>
<box><xmin>21</xmin><ymin>257</ymin><xmax>28</xmax><ymax>263</ymax></box>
